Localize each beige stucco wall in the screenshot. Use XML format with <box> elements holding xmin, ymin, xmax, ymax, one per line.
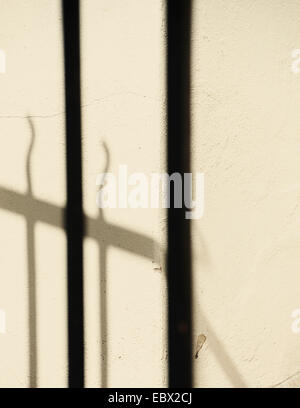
<box><xmin>81</xmin><ymin>0</ymin><xmax>166</xmax><ymax>388</ymax></box>
<box><xmin>0</xmin><ymin>0</ymin><xmax>67</xmax><ymax>387</ymax></box>
<box><xmin>1</xmin><ymin>0</ymin><xmax>300</xmax><ymax>388</ymax></box>
<box><xmin>192</xmin><ymin>0</ymin><xmax>300</xmax><ymax>387</ymax></box>
<box><xmin>0</xmin><ymin>0</ymin><xmax>166</xmax><ymax>388</ymax></box>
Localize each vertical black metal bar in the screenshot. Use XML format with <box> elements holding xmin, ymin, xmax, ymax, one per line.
<box><xmin>62</xmin><ymin>0</ymin><xmax>84</xmax><ymax>388</ymax></box>
<box><xmin>167</xmin><ymin>0</ymin><xmax>192</xmax><ymax>388</ymax></box>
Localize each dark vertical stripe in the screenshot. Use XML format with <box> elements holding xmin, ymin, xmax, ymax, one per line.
<box><xmin>99</xmin><ymin>233</ymin><xmax>107</xmax><ymax>387</ymax></box>
<box><xmin>62</xmin><ymin>0</ymin><xmax>85</xmax><ymax>388</ymax></box>
<box><xmin>167</xmin><ymin>0</ymin><xmax>192</xmax><ymax>387</ymax></box>
<box><xmin>26</xmin><ymin>118</ymin><xmax>37</xmax><ymax>387</ymax></box>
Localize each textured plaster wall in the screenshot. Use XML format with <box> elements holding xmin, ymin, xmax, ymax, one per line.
<box><xmin>192</xmin><ymin>0</ymin><xmax>300</xmax><ymax>388</ymax></box>
<box><xmin>0</xmin><ymin>0</ymin><xmax>66</xmax><ymax>387</ymax></box>
<box><xmin>80</xmin><ymin>0</ymin><xmax>166</xmax><ymax>388</ymax></box>
<box><xmin>0</xmin><ymin>0</ymin><xmax>166</xmax><ymax>387</ymax></box>
<box><xmin>1</xmin><ymin>0</ymin><xmax>300</xmax><ymax>389</ymax></box>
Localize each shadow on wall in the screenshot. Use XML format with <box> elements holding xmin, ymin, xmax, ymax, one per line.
<box><xmin>0</xmin><ymin>0</ymin><xmax>246</xmax><ymax>388</ymax></box>
<box><xmin>0</xmin><ymin>116</ymin><xmax>160</xmax><ymax>387</ymax></box>
<box><xmin>192</xmin><ymin>229</ymin><xmax>247</xmax><ymax>387</ymax></box>
<box><xmin>166</xmin><ymin>0</ymin><xmax>247</xmax><ymax>389</ymax></box>
<box><xmin>0</xmin><ymin>116</ymin><xmax>247</xmax><ymax>388</ymax></box>
<box><xmin>194</xmin><ymin>304</ymin><xmax>247</xmax><ymax>387</ymax></box>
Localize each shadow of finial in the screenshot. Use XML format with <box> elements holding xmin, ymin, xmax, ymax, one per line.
<box><xmin>26</xmin><ymin>116</ymin><xmax>35</xmax><ymax>194</ymax></box>
<box><xmin>100</xmin><ymin>141</ymin><xmax>110</xmax><ymax>175</ymax></box>
<box><xmin>97</xmin><ymin>141</ymin><xmax>110</xmax><ymax>221</ymax></box>
<box><xmin>96</xmin><ymin>141</ymin><xmax>110</xmax><ymax>189</ymax></box>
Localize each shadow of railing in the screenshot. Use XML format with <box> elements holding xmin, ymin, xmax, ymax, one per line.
<box><xmin>26</xmin><ymin>117</ymin><xmax>37</xmax><ymax>388</ymax></box>
<box><xmin>63</xmin><ymin>0</ymin><xmax>85</xmax><ymax>388</ymax></box>
<box><xmin>0</xmin><ymin>0</ymin><xmax>247</xmax><ymax>389</ymax></box>
<box><xmin>0</xmin><ymin>116</ymin><xmax>158</xmax><ymax>387</ymax></box>
<box><xmin>167</xmin><ymin>0</ymin><xmax>192</xmax><ymax>387</ymax></box>
<box><xmin>195</xmin><ymin>303</ymin><xmax>247</xmax><ymax>387</ymax></box>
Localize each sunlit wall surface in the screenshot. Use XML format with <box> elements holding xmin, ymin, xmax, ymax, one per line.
<box><xmin>0</xmin><ymin>0</ymin><xmax>166</xmax><ymax>388</ymax></box>
<box><xmin>1</xmin><ymin>0</ymin><xmax>300</xmax><ymax>389</ymax></box>
<box><xmin>0</xmin><ymin>0</ymin><xmax>66</xmax><ymax>387</ymax></box>
<box><xmin>192</xmin><ymin>0</ymin><xmax>300</xmax><ymax>388</ymax></box>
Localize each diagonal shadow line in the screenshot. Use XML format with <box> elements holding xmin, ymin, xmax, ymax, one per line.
<box><xmin>195</xmin><ymin>303</ymin><xmax>247</xmax><ymax>388</ymax></box>
<box><xmin>0</xmin><ymin>187</ymin><xmax>155</xmax><ymax>261</ymax></box>
<box><xmin>203</xmin><ymin>322</ymin><xmax>247</xmax><ymax>388</ymax></box>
